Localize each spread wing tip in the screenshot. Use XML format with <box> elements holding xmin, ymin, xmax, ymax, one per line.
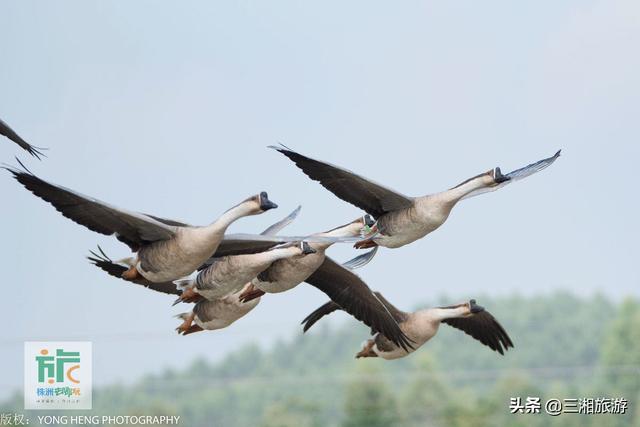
<box><xmin>268</xmin><ymin>143</ymin><xmax>294</xmax><ymax>152</ymax></box>
<box><xmin>23</xmin><ymin>145</ymin><xmax>47</xmax><ymax>160</ymax></box>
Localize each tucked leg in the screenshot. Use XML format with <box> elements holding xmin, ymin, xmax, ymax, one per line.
<box><xmin>121</xmin><ymin>265</ymin><xmax>141</xmax><ymax>280</ymax></box>
<box><xmin>182</xmin><ymin>324</ymin><xmax>204</xmax><ymax>336</ymax></box>
<box><xmin>354</xmin><ymin>239</ymin><xmax>379</xmax><ymax>250</ymax></box>
<box><xmin>239</xmin><ymin>284</ymin><xmax>266</xmax><ymax>303</ymax></box>
<box><xmin>178</xmin><ymin>287</ymin><xmax>203</xmax><ymax>304</ymax></box>
<box><xmin>356</xmin><ymin>339</ymin><xmax>378</xmax><ymax>358</ymax></box>
<box><xmin>176</xmin><ymin>312</ymin><xmax>196</xmax><ymax>335</ymax></box>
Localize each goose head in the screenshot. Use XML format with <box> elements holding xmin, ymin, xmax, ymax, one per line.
<box><xmin>428</xmin><ymin>300</ymin><xmax>484</xmax><ymax>322</ymax></box>
<box><xmin>489</xmin><ymin>167</ymin><xmax>511</xmax><ymax>185</ymax></box>
<box><xmin>468</xmin><ymin>299</ymin><xmax>485</xmax><ymax>314</ymax></box>
<box><xmin>299</xmin><ymin>241</ymin><xmax>317</xmax><ymax>256</ymax></box>
<box><xmin>243</xmin><ymin>191</ymin><xmax>278</xmax><ymax>215</ymax></box>
<box><xmin>457</xmin><ymin>299</ymin><xmax>485</xmax><ymax>318</ymax></box>
<box><xmin>448</xmin><ymin>299</ymin><xmax>484</xmax><ymax>317</ymax></box>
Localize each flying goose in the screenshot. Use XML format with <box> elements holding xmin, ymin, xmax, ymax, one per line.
<box><xmin>174</xmin><ymin>242</ymin><xmax>317</xmax><ymax>334</ymax></box>
<box><xmin>174</xmin><ymin>229</ymin><xmax>382</xmax><ymax>337</ymax></box>
<box><xmin>302</xmin><ymin>295</ymin><xmax>513</xmax><ymax>359</ymax></box>
<box><xmin>236</xmin><ymin>216</ymin><xmax>413</xmax><ymax>351</ymax></box>
<box><xmin>88</xmin><ymin>246</ymin><xmax>267</xmax><ymax>336</ymax></box>
<box><xmin>176</xmin><ymin>283</ymin><xmax>262</xmax><ymax>335</ymax></box>
<box><xmin>88</xmin><ymin>208</ymin><xmax>304</xmax><ymax>332</ymax></box>
<box><xmin>88</xmin><ymin>208</ymin><xmax>366</xmax><ymax>337</ymax></box>
<box><xmin>0</xmin><ymin>118</ymin><xmax>45</xmax><ymax>159</ymax></box>
<box><xmin>87</xmin><ymin>206</ymin><xmax>304</xmax><ymax>299</ymax></box>
<box><xmin>5</xmin><ymin>163</ymin><xmax>282</xmax><ymax>283</ymax></box>
<box><xmin>175</xmin><ymin>241</ymin><xmax>317</xmax><ymax>304</ymax></box>
<box><xmin>271</xmin><ymin>146</ymin><xmax>560</xmax><ymax>249</ymax></box>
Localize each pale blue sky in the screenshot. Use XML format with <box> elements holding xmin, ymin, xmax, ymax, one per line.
<box><xmin>1</xmin><ymin>1</ymin><xmax>638</xmax><ymax>394</ymax></box>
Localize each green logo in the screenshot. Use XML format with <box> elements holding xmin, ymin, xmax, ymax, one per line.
<box><xmin>36</xmin><ymin>349</ymin><xmax>81</xmax><ymax>384</ymax></box>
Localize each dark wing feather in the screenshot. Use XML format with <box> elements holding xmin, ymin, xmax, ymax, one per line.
<box><xmin>373</xmin><ymin>291</ymin><xmax>409</xmax><ymax>323</ymax></box>
<box><xmin>301</xmin><ymin>301</ymin><xmax>341</xmax><ymax>332</ymax></box>
<box><xmin>4</xmin><ymin>165</ymin><xmax>176</xmax><ymax>251</ymax></box>
<box><xmin>442</xmin><ymin>311</ymin><xmax>514</xmax><ymax>355</ymax></box>
<box><xmin>0</xmin><ymin>118</ymin><xmax>45</xmax><ymax>159</ymax></box>
<box><xmin>304</xmin><ymin>257</ymin><xmax>413</xmax><ymax>351</ymax></box>
<box><xmin>145</xmin><ymin>214</ymin><xmax>190</xmax><ymax>227</ymax></box>
<box><xmin>208</xmin><ymin>234</ymin><xmax>284</xmax><ymax>258</ymax></box>
<box><xmin>87</xmin><ymin>247</ymin><xmax>180</xmax><ymax>296</ymax></box>
<box><xmin>271</xmin><ymin>146</ymin><xmax>413</xmax><ymax>218</ymax></box>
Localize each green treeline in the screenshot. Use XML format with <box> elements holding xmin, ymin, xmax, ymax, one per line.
<box><xmin>3</xmin><ymin>292</ymin><xmax>639</xmax><ymax>426</ymax></box>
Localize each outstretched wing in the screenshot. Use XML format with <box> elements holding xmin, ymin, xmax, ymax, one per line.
<box><xmin>301</xmin><ymin>249</ymin><xmax>383</xmax><ymax>331</ymax></box>
<box><xmin>304</xmin><ymin>257</ymin><xmax>413</xmax><ymax>351</ymax></box>
<box><xmin>341</xmin><ymin>247</ymin><xmax>378</xmax><ymax>270</ymax></box>
<box><xmin>0</xmin><ymin>118</ymin><xmax>45</xmax><ymax>159</ymax></box>
<box><xmin>260</xmin><ymin>205</ymin><xmax>301</xmax><ymax>236</ymax></box>
<box><xmin>4</xmin><ymin>163</ymin><xmax>177</xmax><ymax>251</ymax></box>
<box><xmin>271</xmin><ymin>145</ymin><xmax>413</xmax><ymax>218</ymax></box>
<box><xmin>87</xmin><ymin>247</ymin><xmax>180</xmax><ymax>296</ymax></box>
<box><xmin>373</xmin><ymin>291</ymin><xmax>409</xmax><ymax>323</ymax></box>
<box><xmin>442</xmin><ymin>311</ymin><xmax>514</xmax><ymax>355</ymax></box>
<box><xmin>301</xmin><ymin>301</ymin><xmax>341</xmax><ymax>332</ymax></box>
<box><xmin>461</xmin><ymin>150</ymin><xmax>561</xmax><ymax>200</ymax></box>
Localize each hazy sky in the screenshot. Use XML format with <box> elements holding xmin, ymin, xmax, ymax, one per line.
<box><xmin>1</xmin><ymin>1</ymin><xmax>638</xmax><ymax>394</ymax></box>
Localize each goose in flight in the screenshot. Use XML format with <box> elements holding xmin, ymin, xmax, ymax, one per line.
<box><xmin>5</xmin><ymin>162</ymin><xmax>282</xmax><ymax>283</ymax></box>
<box><xmin>175</xmin><ymin>242</ymin><xmax>316</xmax><ymax>334</ymax></box>
<box><xmin>0</xmin><ymin>118</ymin><xmax>45</xmax><ymax>159</ymax></box>
<box><xmin>235</xmin><ymin>216</ymin><xmax>413</xmax><ymax>351</ymax></box>
<box><xmin>303</xmin><ymin>295</ymin><xmax>513</xmax><ymax>359</ymax></box>
<box><xmin>87</xmin><ymin>206</ymin><xmax>303</xmax><ymax>299</ymax></box>
<box><xmin>88</xmin><ymin>247</ymin><xmax>266</xmax><ymax>336</ymax></box>
<box><xmin>88</xmin><ymin>207</ymin><xmax>305</xmax><ymax>334</ymax></box>
<box><xmin>271</xmin><ymin>146</ymin><xmax>560</xmax><ymax>249</ymax></box>
<box><xmin>176</xmin><ymin>283</ymin><xmax>262</xmax><ymax>335</ymax></box>
<box><xmin>174</xmin><ymin>241</ymin><xmax>317</xmax><ymax>326</ymax></box>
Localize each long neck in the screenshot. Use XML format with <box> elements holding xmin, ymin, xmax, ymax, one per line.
<box><xmin>426</xmin><ymin>306</ymin><xmax>468</xmax><ymax>323</ymax></box>
<box><xmin>208</xmin><ymin>202</ymin><xmax>255</xmax><ymax>233</ymax></box>
<box><xmin>439</xmin><ymin>172</ymin><xmax>492</xmax><ymax>205</ymax></box>
<box><xmin>263</xmin><ymin>246</ymin><xmax>301</xmax><ymax>263</ymax></box>
<box><xmin>314</xmin><ymin>223</ymin><xmax>361</xmax><ymax>250</ymax></box>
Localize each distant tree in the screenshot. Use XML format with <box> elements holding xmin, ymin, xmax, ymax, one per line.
<box><xmin>2</xmin><ymin>294</ymin><xmax>633</xmax><ymax>427</ymax></box>
<box><xmin>342</xmin><ymin>363</ymin><xmax>399</xmax><ymax>427</ymax></box>
<box><xmin>399</xmin><ymin>353</ymin><xmax>451</xmax><ymax>426</ymax></box>
<box><xmin>260</xmin><ymin>397</ymin><xmax>322</xmax><ymax>427</ymax></box>
<box><xmin>596</xmin><ymin>298</ymin><xmax>640</xmax><ymax>427</ymax></box>
<box><xmin>479</xmin><ymin>373</ymin><xmax>547</xmax><ymax>427</ymax></box>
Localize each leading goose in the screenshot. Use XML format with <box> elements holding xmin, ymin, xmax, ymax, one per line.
<box><xmin>236</xmin><ymin>216</ymin><xmax>413</xmax><ymax>351</ymax></box>
<box><xmin>271</xmin><ymin>146</ymin><xmax>560</xmax><ymax>249</ymax></box>
<box><xmin>1</xmin><ymin>118</ymin><xmax>45</xmax><ymax>159</ymax></box>
<box><xmin>303</xmin><ymin>295</ymin><xmax>513</xmax><ymax>359</ymax></box>
<box><xmin>5</xmin><ymin>163</ymin><xmax>281</xmax><ymax>283</ymax></box>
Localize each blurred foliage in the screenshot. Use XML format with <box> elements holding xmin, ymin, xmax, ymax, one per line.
<box><xmin>2</xmin><ymin>292</ymin><xmax>638</xmax><ymax>426</ymax></box>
